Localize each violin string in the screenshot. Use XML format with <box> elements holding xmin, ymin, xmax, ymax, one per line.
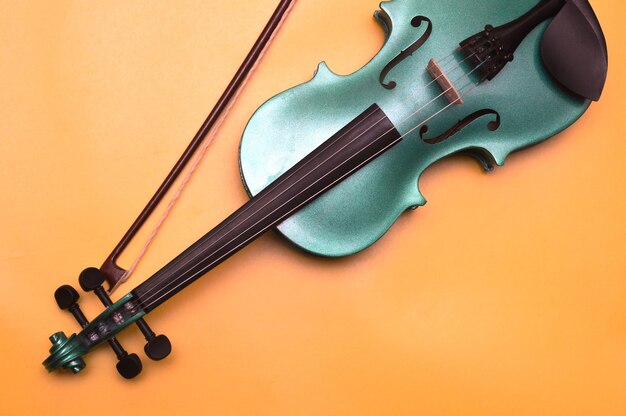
<box><xmin>177</xmin><ymin>50</ymin><xmax>476</xmax><ymax>253</ymax></box>
<box><xmin>139</xmin><ymin>70</ymin><xmax>484</xmax><ymax>313</ymax></box>
<box><xmin>437</xmin><ymin>46</ymin><xmax>462</xmax><ymax>66</ymax></box>
<box><xmin>137</xmin><ymin>57</ymin><xmax>485</xmax><ymax>310</ymax></box>
<box><xmin>132</xmin><ymin>49</ymin><xmax>476</xmax><ymax>283</ymax></box>
<box><xmin>132</xmin><ymin>49</ymin><xmax>477</xmax><ymax>293</ymax></box>
<box><xmin>137</xmin><ymin>59</ymin><xmax>486</xmax><ymax>311</ymax></box>
<box><xmin>110</xmin><ymin>0</ymin><xmax>299</xmax><ymax>293</ymax></box>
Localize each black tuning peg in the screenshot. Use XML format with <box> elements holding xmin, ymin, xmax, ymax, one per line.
<box><xmin>54</xmin><ymin>284</ymin><xmax>142</xmax><ymax>379</ymax></box>
<box><xmin>135</xmin><ymin>319</ymin><xmax>172</xmax><ymax>361</ymax></box>
<box><xmin>79</xmin><ymin>268</ymin><xmax>172</xmax><ymax>361</ymax></box>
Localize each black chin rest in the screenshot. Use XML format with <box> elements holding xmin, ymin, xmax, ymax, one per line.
<box><xmin>541</xmin><ymin>0</ymin><xmax>608</xmax><ymax>101</ymax></box>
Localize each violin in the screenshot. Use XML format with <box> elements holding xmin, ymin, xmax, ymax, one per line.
<box><xmin>43</xmin><ymin>0</ymin><xmax>608</xmax><ymax>378</ymax></box>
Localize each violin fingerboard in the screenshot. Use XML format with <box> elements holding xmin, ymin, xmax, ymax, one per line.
<box><xmin>132</xmin><ymin>104</ymin><xmax>402</xmax><ymax>311</ymax></box>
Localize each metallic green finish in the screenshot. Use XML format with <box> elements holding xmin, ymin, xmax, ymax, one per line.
<box><xmin>42</xmin><ymin>293</ymin><xmax>145</xmax><ymax>373</ymax></box>
<box><xmin>47</xmin><ymin>332</ymin><xmax>86</xmax><ymax>374</ymax></box>
<box><xmin>239</xmin><ymin>0</ymin><xmax>589</xmax><ymax>257</ymax></box>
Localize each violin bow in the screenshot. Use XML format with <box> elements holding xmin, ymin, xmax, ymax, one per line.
<box><xmin>100</xmin><ymin>0</ymin><xmax>297</xmax><ymax>293</ymax></box>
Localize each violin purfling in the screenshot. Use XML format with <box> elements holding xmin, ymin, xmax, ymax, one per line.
<box><xmin>43</xmin><ymin>0</ymin><xmax>608</xmax><ymax>377</ymax></box>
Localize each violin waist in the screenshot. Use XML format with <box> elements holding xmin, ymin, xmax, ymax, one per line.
<box><xmin>132</xmin><ymin>104</ymin><xmax>402</xmax><ymax>311</ymax></box>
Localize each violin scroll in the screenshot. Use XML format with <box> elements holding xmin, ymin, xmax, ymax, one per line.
<box><xmin>46</xmin><ymin>332</ymin><xmax>85</xmax><ymax>374</ymax></box>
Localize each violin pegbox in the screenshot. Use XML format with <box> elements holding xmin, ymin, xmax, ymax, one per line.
<box><xmin>52</xmin><ymin>283</ymin><xmax>142</xmax><ymax>378</ymax></box>
<box><xmin>79</xmin><ymin>268</ymin><xmax>172</xmax><ymax>362</ymax></box>
<box><xmin>46</xmin><ymin>268</ymin><xmax>172</xmax><ymax>379</ymax></box>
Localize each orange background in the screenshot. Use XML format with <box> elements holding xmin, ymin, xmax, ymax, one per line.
<box><xmin>1</xmin><ymin>1</ymin><xmax>625</xmax><ymax>415</ymax></box>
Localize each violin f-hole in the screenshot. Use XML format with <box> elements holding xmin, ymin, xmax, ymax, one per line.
<box><xmin>379</xmin><ymin>16</ymin><xmax>433</xmax><ymax>90</ymax></box>
<box><xmin>420</xmin><ymin>109</ymin><xmax>501</xmax><ymax>145</ymax></box>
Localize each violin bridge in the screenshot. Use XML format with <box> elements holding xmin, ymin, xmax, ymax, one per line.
<box><xmin>427</xmin><ymin>58</ymin><xmax>463</xmax><ymax>105</ymax></box>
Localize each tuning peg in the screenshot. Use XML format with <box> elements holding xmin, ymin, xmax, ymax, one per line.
<box><xmin>79</xmin><ymin>268</ymin><xmax>172</xmax><ymax>361</ymax></box>
<box><xmin>54</xmin><ymin>284</ymin><xmax>142</xmax><ymax>379</ymax></box>
<box><xmin>135</xmin><ymin>319</ymin><xmax>172</xmax><ymax>361</ymax></box>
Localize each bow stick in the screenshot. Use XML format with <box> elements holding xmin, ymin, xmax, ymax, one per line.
<box><xmin>100</xmin><ymin>0</ymin><xmax>297</xmax><ymax>293</ymax></box>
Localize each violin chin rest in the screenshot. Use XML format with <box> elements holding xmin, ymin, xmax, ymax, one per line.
<box><xmin>541</xmin><ymin>0</ymin><xmax>608</xmax><ymax>101</ymax></box>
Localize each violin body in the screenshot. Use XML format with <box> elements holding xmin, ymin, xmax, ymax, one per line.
<box><xmin>240</xmin><ymin>0</ymin><xmax>590</xmax><ymax>257</ymax></box>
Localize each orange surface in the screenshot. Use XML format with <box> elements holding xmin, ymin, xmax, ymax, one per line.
<box><xmin>1</xmin><ymin>1</ymin><xmax>625</xmax><ymax>415</ymax></box>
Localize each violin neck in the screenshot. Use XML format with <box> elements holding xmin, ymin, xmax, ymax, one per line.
<box><xmin>131</xmin><ymin>104</ymin><xmax>401</xmax><ymax>312</ymax></box>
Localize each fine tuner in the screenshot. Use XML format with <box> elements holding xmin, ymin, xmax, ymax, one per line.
<box><xmin>42</xmin><ymin>0</ymin><xmax>607</xmax><ymax>378</ymax></box>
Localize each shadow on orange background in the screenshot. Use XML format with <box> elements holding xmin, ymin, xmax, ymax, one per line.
<box><xmin>0</xmin><ymin>1</ymin><xmax>625</xmax><ymax>415</ymax></box>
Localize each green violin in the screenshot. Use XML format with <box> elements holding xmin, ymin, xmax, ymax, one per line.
<box><xmin>43</xmin><ymin>0</ymin><xmax>608</xmax><ymax>378</ymax></box>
